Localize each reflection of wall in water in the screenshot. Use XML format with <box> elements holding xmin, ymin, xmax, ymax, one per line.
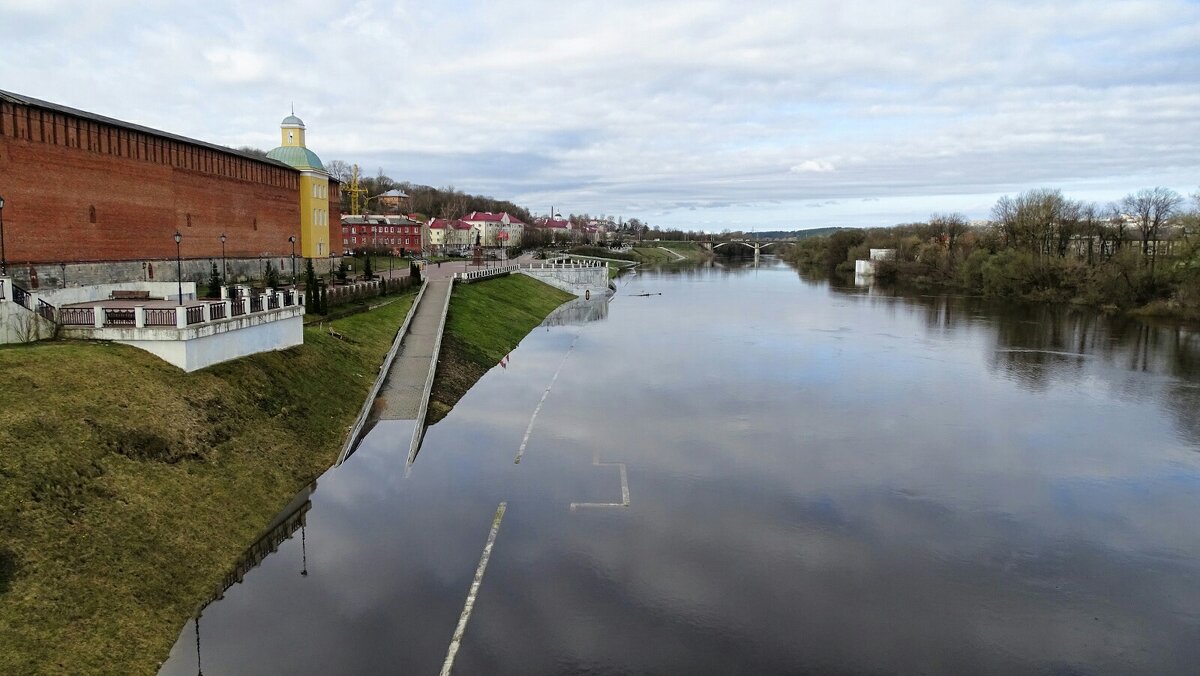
<box><xmin>541</xmin><ymin>296</ymin><xmax>609</xmax><ymax>327</ymax></box>
<box><xmin>197</xmin><ymin>483</ymin><xmax>314</xmax><ymax>611</ymax></box>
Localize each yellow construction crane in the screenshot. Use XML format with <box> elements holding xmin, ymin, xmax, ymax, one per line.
<box><xmin>343</xmin><ymin>164</ymin><xmax>368</xmax><ymax>215</ymax></box>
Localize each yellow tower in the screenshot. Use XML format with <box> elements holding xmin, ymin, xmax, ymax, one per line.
<box><xmin>266</xmin><ymin>113</ymin><xmax>331</xmax><ymax>258</ymax></box>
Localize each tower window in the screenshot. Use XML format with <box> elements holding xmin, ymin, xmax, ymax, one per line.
<box><xmin>186</xmin><ymin>213</ymin><xmax>192</xmax><ymax>227</ymax></box>
<box><xmin>88</xmin><ymin>205</ymin><xmax>96</xmax><ymax>223</ymax></box>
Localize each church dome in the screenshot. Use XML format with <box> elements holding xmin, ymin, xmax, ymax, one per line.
<box><xmin>266</xmin><ymin>145</ymin><xmax>326</xmax><ymax>172</ymax></box>
<box><xmin>281</xmin><ymin>114</ymin><xmax>305</xmax><ymax>128</ymax></box>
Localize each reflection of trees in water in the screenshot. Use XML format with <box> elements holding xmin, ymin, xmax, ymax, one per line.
<box><xmin>821</xmin><ymin>273</ymin><xmax>1200</xmax><ymax>445</ymax></box>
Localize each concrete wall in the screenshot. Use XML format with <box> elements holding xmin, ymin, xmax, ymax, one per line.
<box><xmin>60</xmin><ymin>306</ymin><xmax>305</xmax><ymax>372</ymax></box>
<box><xmin>118</xmin><ymin>314</ymin><xmax>303</xmax><ymax>372</ymax></box>
<box><xmin>32</xmin><ymin>281</ymin><xmax>198</xmax><ymax>306</ymax></box>
<box><xmin>0</xmin><ymin>299</ymin><xmax>56</xmax><ymax>343</ymax></box>
<box><xmin>7</xmin><ymin>255</ymin><xmax>335</xmax><ymax>290</ymax></box>
<box><xmin>520</xmin><ymin>265</ymin><xmax>609</xmax><ymax>299</ymax></box>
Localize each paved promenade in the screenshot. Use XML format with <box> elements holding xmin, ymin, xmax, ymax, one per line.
<box><xmin>376</xmin><ymin>278</ymin><xmax>452</xmax><ymax>421</ymax></box>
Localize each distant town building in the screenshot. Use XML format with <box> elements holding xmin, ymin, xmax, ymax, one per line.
<box><xmin>374</xmin><ymin>189</ymin><xmax>409</xmax><ymax>211</ymax></box>
<box><xmin>341</xmin><ymin>214</ymin><xmax>425</xmax><ymax>255</ymax></box>
<box><xmin>459</xmin><ymin>211</ymin><xmax>525</xmax><ymax>247</ymax></box>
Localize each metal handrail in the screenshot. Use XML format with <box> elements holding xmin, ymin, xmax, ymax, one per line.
<box><xmin>208</xmin><ymin>303</ymin><xmax>227</xmax><ymax>320</ymax></box>
<box><xmin>185</xmin><ymin>305</ymin><xmax>204</xmax><ymax>325</ymax></box>
<box><xmin>36</xmin><ymin>299</ymin><xmax>56</xmax><ymax>323</ymax></box>
<box><xmin>11</xmin><ymin>284</ymin><xmax>30</xmax><ymax>309</ymax></box>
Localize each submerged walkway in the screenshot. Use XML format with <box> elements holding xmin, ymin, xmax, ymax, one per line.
<box><xmin>374</xmin><ymin>279</ymin><xmax>453</xmax><ymax>463</ymax></box>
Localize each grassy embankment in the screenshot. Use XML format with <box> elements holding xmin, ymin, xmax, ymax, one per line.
<box><xmin>569</xmin><ymin>241</ymin><xmax>710</xmax><ymax>266</ymax></box>
<box><xmin>426</xmin><ymin>274</ymin><xmax>573</xmax><ymax>425</ymax></box>
<box><xmin>0</xmin><ymin>291</ymin><xmax>417</xmax><ymax>674</ymax></box>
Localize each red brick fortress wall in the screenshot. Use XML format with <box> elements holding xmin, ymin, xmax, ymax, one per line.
<box><xmin>0</xmin><ymin>100</ymin><xmax>302</xmax><ymax>265</ymax></box>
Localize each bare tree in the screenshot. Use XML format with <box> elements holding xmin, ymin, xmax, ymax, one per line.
<box><xmin>325</xmin><ymin>159</ymin><xmax>352</xmax><ymax>183</ymax></box>
<box><xmin>929</xmin><ymin>212</ymin><xmax>969</xmax><ymax>265</ymax></box>
<box><xmin>1122</xmin><ymin>187</ymin><xmax>1183</xmax><ymax>269</ymax></box>
<box><xmin>991</xmin><ymin>189</ymin><xmax>1074</xmax><ymax>257</ymax></box>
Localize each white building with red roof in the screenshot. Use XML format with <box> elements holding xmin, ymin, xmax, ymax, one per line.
<box><xmin>459</xmin><ymin>211</ymin><xmax>526</xmax><ymax>247</ymax></box>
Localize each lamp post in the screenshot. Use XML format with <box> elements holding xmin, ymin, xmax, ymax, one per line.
<box><xmin>219</xmin><ymin>233</ymin><xmax>227</xmax><ymax>286</ymax></box>
<box><xmin>173</xmin><ymin>231</ymin><xmax>183</xmax><ymax>305</ymax></box>
<box><xmin>0</xmin><ymin>194</ymin><xmax>6</xmax><ymax>276</ymax></box>
<box><xmin>288</xmin><ymin>236</ymin><xmax>297</xmax><ymax>287</ymax></box>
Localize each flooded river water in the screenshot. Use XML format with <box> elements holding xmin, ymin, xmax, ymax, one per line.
<box><xmin>161</xmin><ymin>260</ymin><xmax>1200</xmax><ymax>674</ymax></box>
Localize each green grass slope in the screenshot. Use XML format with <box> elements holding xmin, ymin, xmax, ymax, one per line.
<box><xmin>427</xmin><ymin>274</ymin><xmax>573</xmax><ymax>424</ymax></box>
<box><xmin>0</xmin><ymin>292</ymin><xmax>416</xmax><ymax>674</ymax></box>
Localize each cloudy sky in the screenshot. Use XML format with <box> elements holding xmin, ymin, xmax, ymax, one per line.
<box><xmin>2</xmin><ymin>0</ymin><xmax>1199</xmax><ymax>230</ymax></box>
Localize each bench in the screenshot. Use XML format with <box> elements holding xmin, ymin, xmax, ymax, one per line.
<box><xmin>111</xmin><ymin>290</ymin><xmax>152</xmax><ymax>300</ymax></box>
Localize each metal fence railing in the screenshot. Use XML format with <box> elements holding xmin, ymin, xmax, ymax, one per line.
<box><xmin>145</xmin><ymin>308</ymin><xmax>176</xmax><ymax>327</ymax></box>
<box><xmin>104</xmin><ymin>307</ymin><xmax>136</xmax><ymax>326</ymax></box>
<box><xmin>185</xmin><ymin>305</ymin><xmax>205</xmax><ymax>325</ymax></box>
<box><xmin>59</xmin><ymin>307</ymin><xmax>95</xmax><ymax>326</ymax></box>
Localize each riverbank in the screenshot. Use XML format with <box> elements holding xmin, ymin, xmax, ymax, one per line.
<box><xmin>570</xmin><ymin>241</ymin><xmax>711</xmax><ymax>265</ymax></box>
<box><xmin>785</xmin><ymin>228</ymin><xmax>1200</xmax><ymax>322</ymax></box>
<box><xmin>0</xmin><ymin>291</ymin><xmax>417</xmax><ymax>674</ymax></box>
<box><xmin>426</xmin><ymin>274</ymin><xmax>574</xmax><ymax>425</ymax></box>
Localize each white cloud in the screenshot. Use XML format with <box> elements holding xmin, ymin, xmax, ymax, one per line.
<box><xmin>0</xmin><ymin>0</ymin><xmax>1198</xmax><ymax>229</ymax></box>
<box><xmin>791</xmin><ymin>160</ymin><xmax>837</xmax><ymax>174</ymax></box>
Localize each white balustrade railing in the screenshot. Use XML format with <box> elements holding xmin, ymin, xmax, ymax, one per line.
<box><xmin>60</xmin><ymin>288</ymin><xmax>303</xmax><ymax>329</ymax></box>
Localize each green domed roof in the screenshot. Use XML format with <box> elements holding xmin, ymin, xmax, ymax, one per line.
<box><xmin>266</xmin><ymin>145</ymin><xmax>326</xmax><ymax>172</ymax></box>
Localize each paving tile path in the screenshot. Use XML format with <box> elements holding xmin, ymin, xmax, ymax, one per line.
<box><xmin>376</xmin><ymin>279</ymin><xmax>452</xmax><ymax>421</ymax></box>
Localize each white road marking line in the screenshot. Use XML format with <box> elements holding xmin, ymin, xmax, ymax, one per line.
<box><xmin>514</xmin><ymin>333</ymin><xmax>581</xmax><ymax>464</ymax></box>
<box><xmin>570</xmin><ymin>453</ymin><xmax>631</xmax><ymax>510</ymax></box>
<box><xmin>441</xmin><ymin>501</ymin><xmax>507</xmax><ymax>676</ymax></box>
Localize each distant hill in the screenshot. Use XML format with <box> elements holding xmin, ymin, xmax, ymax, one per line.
<box><xmin>757</xmin><ymin>227</ymin><xmax>848</xmax><ymax>240</ymax></box>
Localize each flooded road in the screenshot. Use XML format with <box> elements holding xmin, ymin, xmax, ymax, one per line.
<box><xmin>161</xmin><ymin>261</ymin><xmax>1200</xmax><ymax>674</ymax></box>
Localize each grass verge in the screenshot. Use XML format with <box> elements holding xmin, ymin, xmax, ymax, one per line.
<box><xmin>0</xmin><ymin>290</ymin><xmax>416</xmax><ymax>674</ymax></box>
<box><xmin>426</xmin><ymin>275</ymin><xmax>573</xmax><ymax>425</ymax></box>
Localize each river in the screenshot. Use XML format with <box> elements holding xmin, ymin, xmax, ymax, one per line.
<box><xmin>160</xmin><ymin>259</ymin><xmax>1200</xmax><ymax>675</ymax></box>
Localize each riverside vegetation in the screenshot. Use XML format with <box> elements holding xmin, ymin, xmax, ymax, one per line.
<box><xmin>0</xmin><ymin>291</ymin><xmax>418</xmax><ymax>674</ymax></box>
<box><xmin>787</xmin><ymin>187</ymin><xmax>1200</xmax><ymax>319</ymax></box>
<box><xmin>427</xmin><ymin>274</ymin><xmax>573</xmax><ymax>425</ymax></box>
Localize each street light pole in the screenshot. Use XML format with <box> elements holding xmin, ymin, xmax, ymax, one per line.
<box><xmin>0</xmin><ymin>194</ymin><xmax>6</xmax><ymax>276</ymax></box>
<box><xmin>219</xmin><ymin>233</ymin><xmax>227</xmax><ymax>287</ymax></box>
<box><xmin>173</xmin><ymin>231</ymin><xmax>183</xmax><ymax>305</ymax></box>
<box><xmin>288</xmin><ymin>236</ymin><xmax>297</xmax><ymax>287</ymax></box>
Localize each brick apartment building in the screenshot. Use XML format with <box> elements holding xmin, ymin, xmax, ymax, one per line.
<box><xmin>340</xmin><ymin>215</ymin><xmax>426</xmax><ymax>255</ymax></box>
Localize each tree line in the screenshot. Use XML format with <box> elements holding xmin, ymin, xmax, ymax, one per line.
<box><xmin>786</xmin><ymin>186</ymin><xmax>1200</xmax><ymax>317</ymax></box>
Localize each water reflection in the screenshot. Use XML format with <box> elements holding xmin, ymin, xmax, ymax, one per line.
<box><xmin>540</xmin><ymin>294</ymin><xmax>609</xmax><ymax>326</ymax></box>
<box><xmin>160</xmin><ymin>260</ymin><xmax>1200</xmax><ymax>675</ymax></box>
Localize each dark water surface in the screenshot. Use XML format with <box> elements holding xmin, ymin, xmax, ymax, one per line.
<box><xmin>160</xmin><ymin>261</ymin><xmax>1200</xmax><ymax>675</ymax></box>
